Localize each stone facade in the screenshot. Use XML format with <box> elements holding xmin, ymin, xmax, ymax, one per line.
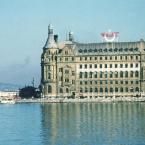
<box><xmin>41</xmin><ymin>25</ymin><xmax>145</xmax><ymax>99</ymax></box>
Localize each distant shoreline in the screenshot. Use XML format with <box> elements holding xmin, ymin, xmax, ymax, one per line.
<box><xmin>16</xmin><ymin>97</ymin><xmax>145</xmax><ymax>103</ymax></box>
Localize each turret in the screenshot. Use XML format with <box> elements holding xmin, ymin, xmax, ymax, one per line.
<box><xmin>69</xmin><ymin>31</ymin><xmax>74</xmax><ymax>42</ymax></box>
<box><xmin>44</xmin><ymin>24</ymin><xmax>57</xmax><ymax>49</ymax></box>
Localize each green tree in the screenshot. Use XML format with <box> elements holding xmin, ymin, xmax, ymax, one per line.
<box><xmin>19</xmin><ymin>86</ymin><xmax>40</xmax><ymax>99</ymax></box>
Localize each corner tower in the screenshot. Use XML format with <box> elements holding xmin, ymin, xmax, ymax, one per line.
<box><xmin>41</xmin><ymin>24</ymin><xmax>58</xmax><ymax>97</ymax></box>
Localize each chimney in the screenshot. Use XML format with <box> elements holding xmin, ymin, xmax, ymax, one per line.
<box><xmin>54</xmin><ymin>35</ymin><xmax>58</xmax><ymax>43</ymax></box>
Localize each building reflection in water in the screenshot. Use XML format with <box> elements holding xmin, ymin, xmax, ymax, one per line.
<box><xmin>40</xmin><ymin>103</ymin><xmax>145</xmax><ymax>145</ymax></box>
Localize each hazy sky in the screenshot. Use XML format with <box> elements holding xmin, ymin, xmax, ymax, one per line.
<box><xmin>0</xmin><ymin>0</ymin><xmax>145</xmax><ymax>86</ymax></box>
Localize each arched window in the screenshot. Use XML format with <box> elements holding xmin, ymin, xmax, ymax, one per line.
<box><xmin>48</xmin><ymin>85</ymin><xmax>52</xmax><ymax>93</ymax></box>
<box><xmin>95</xmin><ymin>88</ymin><xmax>98</xmax><ymax>92</ymax></box>
<box><xmin>130</xmin><ymin>71</ymin><xmax>134</xmax><ymax>77</ymax></box>
<box><xmin>90</xmin><ymin>88</ymin><xmax>93</xmax><ymax>92</ymax></box>
<box><xmin>105</xmin><ymin>72</ymin><xmax>107</xmax><ymax>78</ymax></box>
<box><xmin>115</xmin><ymin>72</ymin><xmax>118</xmax><ymax>78</ymax></box>
<box><xmin>130</xmin><ymin>88</ymin><xmax>134</xmax><ymax>92</ymax></box>
<box><xmin>120</xmin><ymin>71</ymin><xmax>123</xmax><ymax>78</ymax></box>
<box><xmin>115</xmin><ymin>87</ymin><xmax>118</xmax><ymax>92</ymax></box>
<box><xmin>100</xmin><ymin>72</ymin><xmax>103</xmax><ymax>78</ymax></box>
<box><xmin>94</xmin><ymin>72</ymin><xmax>97</xmax><ymax>78</ymax></box>
<box><xmin>80</xmin><ymin>88</ymin><xmax>83</xmax><ymax>93</ymax></box>
<box><xmin>84</xmin><ymin>72</ymin><xmax>88</xmax><ymax>78</ymax></box>
<box><xmin>89</xmin><ymin>72</ymin><xmax>93</xmax><ymax>78</ymax></box>
<box><xmin>48</xmin><ymin>73</ymin><xmax>51</xmax><ymax>79</ymax></box>
<box><xmin>125</xmin><ymin>87</ymin><xmax>128</xmax><ymax>92</ymax></box>
<box><xmin>66</xmin><ymin>88</ymin><xmax>69</xmax><ymax>93</ymax></box>
<box><xmin>110</xmin><ymin>88</ymin><xmax>113</xmax><ymax>93</ymax></box>
<box><xmin>135</xmin><ymin>71</ymin><xmax>139</xmax><ymax>77</ymax></box>
<box><xmin>135</xmin><ymin>87</ymin><xmax>139</xmax><ymax>92</ymax></box>
<box><xmin>79</xmin><ymin>72</ymin><xmax>83</xmax><ymax>78</ymax></box>
<box><xmin>105</xmin><ymin>88</ymin><xmax>108</xmax><ymax>93</ymax></box>
<box><xmin>110</xmin><ymin>72</ymin><xmax>113</xmax><ymax>78</ymax></box>
<box><xmin>125</xmin><ymin>71</ymin><xmax>128</xmax><ymax>77</ymax></box>
<box><xmin>85</xmin><ymin>87</ymin><xmax>88</xmax><ymax>92</ymax></box>
<box><xmin>60</xmin><ymin>88</ymin><xmax>63</xmax><ymax>93</ymax></box>
<box><xmin>100</xmin><ymin>88</ymin><xmax>103</xmax><ymax>93</ymax></box>
<box><xmin>120</xmin><ymin>87</ymin><xmax>123</xmax><ymax>92</ymax></box>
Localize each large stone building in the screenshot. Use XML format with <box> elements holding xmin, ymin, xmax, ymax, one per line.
<box><xmin>41</xmin><ymin>25</ymin><xmax>145</xmax><ymax>99</ymax></box>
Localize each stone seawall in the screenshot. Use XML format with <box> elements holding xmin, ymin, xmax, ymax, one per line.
<box><xmin>17</xmin><ymin>97</ymin><xmax>145</xmax><ymax>103</ymax></box>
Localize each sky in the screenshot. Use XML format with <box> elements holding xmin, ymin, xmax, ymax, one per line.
<box><xmin>0</xmin><ymin>0</ymin><xmax>145</xmax><ymax>86</ymax></box>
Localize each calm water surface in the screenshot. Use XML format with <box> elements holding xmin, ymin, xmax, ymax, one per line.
<box><xmin>0</xmin><ymin>103</ymin><xmax>145</xmax><ymax>145</ymax></box>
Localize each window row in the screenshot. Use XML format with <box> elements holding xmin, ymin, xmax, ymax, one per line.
<box><xmin>80</xmin><ymin>80</ymin><xmax>139</xmax><ymax>85</ymax></box>
<box><xmin>79</xmin><ymin>55</ymin><xmax>139</xmax><ymax>61</ymax></box>
<box><xmin>79</xmin><ymin>71</ymin><xmax>139</xmax><ymax>78</ymax></box>
<box><xmin>78</xmin><ymin>47</ymin><xmax>139</xmax><ymax>54</ymax></box>
<box><xmin>79</xmin><ymin>63</ymin><xmax>139</xmax><ymax>69</ymax></box>
<box><xmin>79</xmin><ymin>87</ymin><xmax>140</xmax><ymax>93</ymax></box>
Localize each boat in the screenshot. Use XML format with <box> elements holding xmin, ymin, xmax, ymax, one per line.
<box><xmin>0</xmin><ymin>97</ymin><xmax>16</xmax><ymax>104</ymax></box>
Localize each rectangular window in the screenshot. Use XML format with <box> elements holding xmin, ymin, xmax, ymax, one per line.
<box><xmin>80</xmin><ymin>64</ymin><xmax>82</xmax><ymax>69</ymax></box>
<box><xmin>65</xmin><ymin>57</ymin><xmax>68</xmax><ymax>61</ymax></box>
<box><xmin>125</xmin><ymin>81</ymin><xmax>128</xmax><ymax>84</ymax></box>
<box><xmin>136</xmin><ymin>63</ymin><xmax>138</xmax><ymax>67</ymax></box>
<box><xmin>80</xmin><ymin>81</ymin><xmax>82</xmax><ymax>85</ymax></box>
<box><xmin>120</xmin><ymin>64</ymin><xmax>123</xmax><ymax>68</ymax></box>
<box><xmin>72</xmin><ymin>71</ymin><xmax>75</xmax><ymax>76</ymax></box>
<box><xmin>95</xmin><ymin>57</ymin><xmax>97</xmax><ymax>60</ymax></box>
<box><xmin>80</xmin><ymin>57</ymin><xmax>82</xmax><ymax>61</ymax></box>
<box><xmin>130</xmin><ymin>64</ymin><xmax>133</xmax><ymax>68</ymax></box>
<box><xmin>85</xmin><ymin>64</ymin><xmax>87</xmax><ymax>69</ymax></box>
<box><xmin>105</xmin><ymin>56</ymin><xmax>107</xmax><ymax>60</ymax></box>
<box><xmin>59</xmin><ymin>68</ymin><xmax>62</xmax><ymax>72</ymax></box>
<box><xmin>90</xmin><ymin>64</ymin><xmax>92</xmax><ymax>68</ymax></box>
<box><xmin>115</xmin><ymin>56</ymin><xmax>117</xmax><ymax>60</ymax></box>
<box><xmin>100</xmin><ymin>64</ymin><xmax>102</xmax><ymax>68</ymax></box>
<box><xmin>85</xmin><ymin>57</ymin><xmax>87</xmax><ymax>60</ymax></box>
<box><xmin>72</xmin><ymin>80</ymin><xmax>75</xmax><ymax>84</ymax></box>
<box><xmin>65</xmin><ymin>70</ymin><xmax>69</xmax><ymax>74</ymax></box>
<box><xmin>105</xmin><ymin>64</ymin><xmax>107</xmax><ymax>68</ymax></box>
<box><xmin>95</xmin><ymin>64</ymin><xmax>97</xmax><ymax>68</ymax></box>
<box><xmin>115</xmin><ymin>64</ymin><xmax>117</xmax><ymax>68</ymax></box>
<box><xmin>110</xmin><ymin>64</ymin><xmax>112</xmax><ymax>68</ymax></box>
<box><xmin>125</xmin><ymin>64</ymin><xmax>128</xmax><ymax>68</ymax></box>
<box><xmin>100</xmin><ymin>57</ymin><xmax>102</xmax><ymax>60</ymax></box>
<box><xmin>136</xmin><ymin>56</ymin><xmax>138</xmax><ymax>60</ymax></box>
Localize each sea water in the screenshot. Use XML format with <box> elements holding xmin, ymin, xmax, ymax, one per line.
<box><xmin>0</xmin><ymin>102</ymin><xmax>145</xmax><ymax>145</ymax></box>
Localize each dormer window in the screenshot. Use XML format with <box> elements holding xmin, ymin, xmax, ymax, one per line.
<box><xmin>88</xmin><ymin>49</ymin><xmax>92</xmax><ymax>52</ymax></box>
<box><xmin>65</xmin><ymin>51</ymin><xmax>68</xmax><ymax>55</ymax></box>
<box><xmin>134</xmin><ymin>47</ymin><xmax>139</xmax><ymax>51</ymax></box>
<box><xmin>79</xmin><ymin>49</ymin><xmax>82</xmax><ymax>53</ymax></box>
<box><xmin>94</xmin><ymin>49</ymin><xmax>97</xmax><ymax>52</ymax></box>
<box><xmin>84</xmin><ymin>49</ymin><xmax>87</xmax><ymax>53</ymax></box>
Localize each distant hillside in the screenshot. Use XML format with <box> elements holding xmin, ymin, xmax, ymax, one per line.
<box><xmin>0</xmin><ymin>82</ymin><xmax>22</xmax><ymax>91</ymax></box>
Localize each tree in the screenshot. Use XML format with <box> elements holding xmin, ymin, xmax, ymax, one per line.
<box><xmin>19</xmin><ymin>86</ymin><xmax>40</xmax><ymax>99</ymax></box>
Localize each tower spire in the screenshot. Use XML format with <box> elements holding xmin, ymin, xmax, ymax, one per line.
<box><xmin>44</xmin><ymin>24</ymin><xmax>57</xmax><ymax>49</ymax></box>
<box><xmin>69</xmin><ymin>31</ymin><xmax>74</xmax><ymax>42</ymax></box>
